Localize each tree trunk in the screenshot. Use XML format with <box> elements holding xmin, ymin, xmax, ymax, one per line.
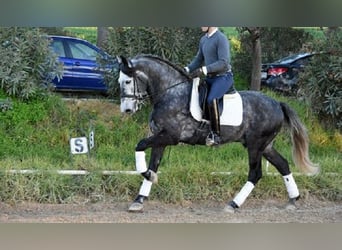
<box><xmin>97</xmin><ymin>27</ymin><xmax>109</xmax><ymax>49</ymax></box>
<box><xmin>247</xmin><ymin>27</ymin><xmax>262</xmax><ymax>91</ymax></box>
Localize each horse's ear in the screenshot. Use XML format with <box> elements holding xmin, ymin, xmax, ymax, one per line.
<box><xmin>117</xmin><ymin>55</ymin><xmax>133</xmax><ymax>69</ymax></box>
<box><xmin>116</xmin><ymin>55</ymin><xmax>125</xmax><ymax>65</ymax></box>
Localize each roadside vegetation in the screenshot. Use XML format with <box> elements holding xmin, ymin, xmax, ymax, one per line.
<box><xmin>0</xmin><ymin>27</ymin><xmax>340</xmax><ymax>204</ymax></box>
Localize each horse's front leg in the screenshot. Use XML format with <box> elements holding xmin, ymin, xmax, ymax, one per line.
<box><xmin>128</xmin><ymin>141</ymin><xmax>166</xmax><ymax>212</ymax></box>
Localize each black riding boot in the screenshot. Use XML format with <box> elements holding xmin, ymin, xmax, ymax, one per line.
<box><xmin>206</xmin><ymin>99</ymin><xmax>221</xmax><ymax>146</ymax></box>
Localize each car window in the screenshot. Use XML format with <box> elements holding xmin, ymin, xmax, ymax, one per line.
<box><xmin>68</xmin><ymin>41</ymin><xmax>99</xmax><ymax>61</ymax></box>
<box><xmin>51</xmin><ymin>40</ymin><xmax>66</xmax><ymax>57</ymax></box>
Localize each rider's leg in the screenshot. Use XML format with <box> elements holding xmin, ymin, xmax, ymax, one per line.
<box><xmin>206</xmin><ymin>98</ymin><xmax>221</xmax><ymax>146</ymax></box>
<box><xmin>205</xmin><ymin>75</ymin><xmax>231</xmax><ymax>146</ymax></box>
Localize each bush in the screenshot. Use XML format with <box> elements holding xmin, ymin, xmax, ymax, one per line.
<box><xmin>100</xmin><ymin>27</ymin><xmax>202</xmax><ymax>97</ymax></box>
<box><xmin>0</xmin><ymin>27</ymin><xmax>63</xmax><ymax>100</ymax></box>
<box><xmin>298</xmin><ymin>30</ymin><xmax>342</xmax><ymax>130</ymax></box>
<box><xmin>106</xmin><ymin>27</ymin><xmax>201</xmax><ymax>65</ymax></box>
<box><xmin>0</xmin><ymin>92</ymin><xmax>69</xmax><ymax>159</ymax></box>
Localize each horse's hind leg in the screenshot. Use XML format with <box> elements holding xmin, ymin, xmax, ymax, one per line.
<box><xmin>263</xmin><ymin>145</ymin><xmax>300</xmax><ymax>209</ymax></box>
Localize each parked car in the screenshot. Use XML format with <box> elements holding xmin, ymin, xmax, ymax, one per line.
<box><xmin>261</xmin><ymin>52</ymin><xmax>316</xmax><ymax>92</ymax></box>
<box><xmin>48</xmin><ymin>35</ymin><xmax>118</xmax><ymax>93</ymax></box>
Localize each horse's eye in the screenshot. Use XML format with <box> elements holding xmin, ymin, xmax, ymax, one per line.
<box><xmin>125</xmin><ymin>80</ymin><xmax>132</xmax><ymax>84</ymax></box>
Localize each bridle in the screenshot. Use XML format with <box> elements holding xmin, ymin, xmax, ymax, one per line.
<box><xmin>120</xmin><ymin>72</ymin><xmax>148</xmax><ymax>102</ymax></box>
<box><xmin>120</xmin><ymin>69</ymin><xmax>191</xmax><ymax>105</ymax></box>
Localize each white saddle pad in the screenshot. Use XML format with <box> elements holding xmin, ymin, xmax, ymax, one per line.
<box><xmin>190</xmin><ymin>78</ymin><xmax>243</xmax><ymax>126</ymax></box>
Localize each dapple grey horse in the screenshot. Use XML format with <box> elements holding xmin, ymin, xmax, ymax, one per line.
<box><xmin>117</xmin><ymin>54</ymin><xmax>319</xmax><ymax>213</ymax></box>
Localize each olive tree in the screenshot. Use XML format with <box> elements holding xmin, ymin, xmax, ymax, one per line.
<box><xmin>0</xmin><ymin>27</ymin><xmax>63</xmax><ymax>100</ymax></box>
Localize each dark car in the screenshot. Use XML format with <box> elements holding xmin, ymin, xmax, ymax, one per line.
<box><xmin>48</xmin><ymin>35</ymin><xmax>117</xmax><ymax>93</ymax></box>
<box><xmin>261</xmin><ymin>52</ymin><xmax>316</xmax><ymax>92</ymax></box>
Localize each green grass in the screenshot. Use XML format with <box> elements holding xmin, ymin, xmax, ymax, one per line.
<box><xmin>0</xmin><ymin>88</ymin><xmax>340</xmax><ymax>204</ymax></box>
<box><xmin>220</xmin><ymin>27</ymin><xmax>239</xmax><ymax>38</ymax></box>
<box><xmin>63</xmin><ymin>27</ymin><xmax>97</xmax><ymax>44</ymax></box>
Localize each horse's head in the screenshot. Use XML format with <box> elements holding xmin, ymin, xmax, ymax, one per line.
<box><xmin>117</xmin><ymin>55</ymin><xmax>148</xmax><ymax>113</ymax></box>
<box><xmin>117</xmin><ymin>54</ymin><xmax>191</xmax><ymax>114</ymax></box>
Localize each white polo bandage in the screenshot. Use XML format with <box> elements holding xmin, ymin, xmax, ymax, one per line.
<box><xmin>283</xmin><ymin>173</ymin><xmax>299</xmax><ymax>199</ymax></box>
<box><xmin>139</xmin><ymin>179</ymin><xmax>153</xmax><ymax>197</ymax></box>
<box><xmin>233</xmin><ymin>181</ymin><xmax>255</xmax><ymax>207</ymax></box>
<box><xmin>135</xmin><ymin>151</ymin><xmax>147</xmax><ymax>173</ymax></box>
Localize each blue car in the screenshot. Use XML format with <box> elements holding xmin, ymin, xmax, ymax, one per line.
<box><xmin>48</xmin><ymin>35</ymin><xmax>117</xmax><ymax>93</ymax></box>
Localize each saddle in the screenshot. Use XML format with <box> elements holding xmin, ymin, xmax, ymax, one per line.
<box><xmin>198</xmin><ymin>79</ymin><xmax>237</xmax><ymax>119</ymax></box>
<box><xmin>190</xmin><ymin>78</ymin><xmax>243</xmax><ymax>126</ymax></box>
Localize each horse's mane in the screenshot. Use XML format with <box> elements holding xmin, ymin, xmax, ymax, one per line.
<box><xmin>134</xmin><ymin>54</ymin><xmax>191</xmax><ymax>80</ymax></box>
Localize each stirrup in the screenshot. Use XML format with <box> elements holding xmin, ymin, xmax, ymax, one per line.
<box><xmin>206</xmin><ymin>131</ymin><xmax>221</xmax><ymax>146</ymax></box>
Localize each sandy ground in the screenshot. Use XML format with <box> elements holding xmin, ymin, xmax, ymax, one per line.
<box><xmin>0</xmin><ymin>197</ymin><xmax>341</xmax><ymax>223</ymax></box>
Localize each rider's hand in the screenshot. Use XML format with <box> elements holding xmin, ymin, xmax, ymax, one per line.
<box><xmin>191</xmin><ymin>68</ymin><xmax>201</xmax><ymax>78</ymax></box>
<box><xmin>189</xmin><ymin>66</ymin><xmax>207</xmax><ymax>78</ymax></box>
<box><xmin>189</xmin><ymin>68</ymin><xmax>203</xmax><ymax>78</ymax></box>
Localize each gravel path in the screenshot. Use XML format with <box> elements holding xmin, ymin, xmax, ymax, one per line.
<box><xmin>0</xmin><ymin>197</ymin><xmax>341</xmax><ymax>223</ymax></box>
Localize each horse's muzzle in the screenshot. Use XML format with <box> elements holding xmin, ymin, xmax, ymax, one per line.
<box><xmin>120</xmin><ymin>98</ymin><xmax>138</xmax><ymax>114</ymax></box>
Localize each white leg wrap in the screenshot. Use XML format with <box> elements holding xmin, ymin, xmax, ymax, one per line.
<box><xmin>135</xmin><ymin>151</ymin><xmax>147</xmax><ymax>173</ymax></box>
<box><xmin>233</xmin><ymin>181</ymin><xmax>255</xmax><ymax>207</ymax></box>
<box><xmin>283</xmin><ymin>173</ymin><xmax>299</xmax><ymax>199</ymax></box>
<box><xmin>139</xmin><ymin>179</ymin><xmax>153</xmax><ymax>197</ymax></box>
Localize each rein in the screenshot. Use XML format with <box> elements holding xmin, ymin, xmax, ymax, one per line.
<box><xmin>147</xmin><ymin>79</ymin><xmax>190</xmax><ymax>103</ymax></box>
<box><xmin>125</xmin><ymin>72</ymin><xmax>190</xmax><ymax>103</ymax></box>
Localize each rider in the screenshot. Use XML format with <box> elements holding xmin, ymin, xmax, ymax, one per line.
<box><xmin>185</xmin><ymin>27</ymin><xmax>234</xmax><ymax>146</ymax></box>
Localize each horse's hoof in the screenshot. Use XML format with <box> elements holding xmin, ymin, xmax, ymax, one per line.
<box><xmin>149</xmin><ymin>170</ymin><xmax>158</xmax><ymax>184</ymax></box>
<box><xmin>128</xmin><ymin>202</ymin><xmax>144</xmax><ymax>212</ymax></box>
<box><xmin>285</xmin><ymin>197</ymin><xmax>298</xmax><ymax>210</ymax></box>
<box><xmin>285</xmin><ymin>202</ymin><xmax>297</xmax><ymax>210</ymax></box>
<box><xmin>285</xmin><ymin>203</ymin><xmax>297</xmax><ymax>210</ymax></box>
<box><xmin>223</xmin><ymin>204</ymin><xmax>236</xmax><ymax>213</ymax></box>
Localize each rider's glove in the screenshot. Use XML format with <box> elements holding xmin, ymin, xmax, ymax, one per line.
<box><xmin>189</xmin><ymin>66</ymin><xmax>207</xmax><ymax>78</ymax></box>
<box><xmin>189</xmin><ymin>67</ymin><xmax>204</xmax><ymax>78</ymax></box>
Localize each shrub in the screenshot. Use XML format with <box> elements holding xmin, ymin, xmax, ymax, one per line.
<box><xmin>298</xmin><ymin>30</ymin><xmax>342</xmax><ymax>130</ymax></box>
<box><xmin>106</xmin><ymin>27</ymin><xmax>201</xmax><ymax>64</ymax></box>
<box><xmin>102</xmin><ymin>27</ymin><xmax>202</xmax><ymax>97</ymax></box>
<box><xmin>0</xmin><ymin>27</ymin><xmax>63</xmax><ymax>100</ymax></box>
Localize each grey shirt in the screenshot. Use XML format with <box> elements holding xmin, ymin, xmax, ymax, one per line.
<box><xmin>187</xmin><ymin>29</ymin><xmax>231</xmax><ymax>74</ymax></box>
